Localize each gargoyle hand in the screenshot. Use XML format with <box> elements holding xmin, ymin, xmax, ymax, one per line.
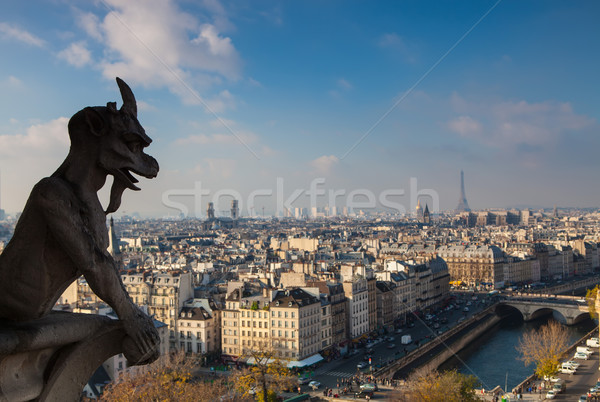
<box><xmin>122</xmin><ymin>309</ymin><xmax>160</xmax><ymax>365</ymax></box>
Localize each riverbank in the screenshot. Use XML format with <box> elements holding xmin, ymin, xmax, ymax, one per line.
<box><xmin>375</xmin><ymin>304</ymin><xmax>501</xmax><ymax>379</ymax></box>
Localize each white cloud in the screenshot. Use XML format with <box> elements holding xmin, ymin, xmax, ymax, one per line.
<box><xmin>260</xmin><ymin>145</ymin><xmax>277</xmax><ymax>157</ymax></box>
<box><xmin>209</xmin><ymin>118</ymin><xmax>236</xmax><ymax>129</ymax></box>
<box><xmin>81</xmin><ymin>0</ymin><xmax>241</xmax><ymax>102</ymax></box>
<box><xmin>0</xmin><ymin>22</ymin><xmax>45</xmax><ymax>47</ymax></box>
<box><xmin>0</xmin><ymin>118</ymin><xmax>70</xmax><ymax>211</ymax></box>
<box><xmin>0</xmin><ymin>118</ymin><xmax>69</xmax><ymax>158</ymax></box>
<box><xmin>259</xmin><ymin>7</ymin><xmax>284</xmax><ymax>26</ymax></box>
<box><xmin>175</xmin><ymin>131</ymin><xmax>257</xmax><ymax>146</ymax></box>
<box><xmin>194</xmin><ymin>158</ymin><xmax>236</xmax><ymax>179</ymax></box>
<box><xmin>378</xmin><ymin>32</ymin><xmax>417</xmax><ymax>63</ymax></box>
<box><xmin>1</xmin><ymin>76</ymin><xmax>22</xmax><ymax>89</ymax></box>
<box><xmin>76</xmin><ymin>12</ymin><xmax>103</xmax><ymax>41</ymax></box>
<box><xmin>446</xmin><ymin>98</ymin><xmax>595</xmax><ymax>151</ymax></box>
<box><xmin>203</xmin><ymin>90</ymin><xmax>236</xmax><ymax>113</ymax></box>
<box><xmin>330</xmin><ymin>78</ymin><xmax>353</xmax><ymax>98</ymax></box>
<box><xmin>310</xmin><ymin>155</ymin><xmax>339</xmax><ymax>175</ymax></box>
<box><xmin>446</xmin><ymin>116</ymin><xmax>482</xmax><ymax>138</ymax></box>
<box><xmin>58</xmin><ymin>41</ymin><xmax>92</xmax><ymax>68</ymax></box>
<box><xmin>337</xmin><ymin>78</ymin><xmax>352</xmax><ymax>90</ymax></box>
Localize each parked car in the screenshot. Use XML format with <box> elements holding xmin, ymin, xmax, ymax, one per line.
<box><xmin>574</xmin><ymin>352</ymin><xmax>589</xmax><ymax>360</ymax></box>
<box><xmin>565</xmin><ymin>360</ymin><xmax>580</xmax><ymax>369</ymax></box>
<box><xmin>308</xmin><ymin>380</ymin><xmax>320</xmax><ymax>390</ymax></box>
<box><xmin>587</xmin><ymin>337</ymin><xmax>600</xmax><ymax>347</ymax></box>
<box><xmin>588</xmin><ymin>339</ymin><xmax>600</xmax><ymax>349</ymax></box>
<box><xmin>387</xmin><ymin>343</ymin><xmax>396</xmax><ymax>349</ymax></box>
<box><xmin>558</xmin><ymin>366</ymin><xmax>576</xmax><ymax>374</ymax></box>
<box><xmin>545</xmin><ymin>390</ymin><xmax>556</xmax><ymax>399</ymax></box>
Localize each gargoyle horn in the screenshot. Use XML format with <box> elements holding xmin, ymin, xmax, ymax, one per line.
<box><xmin>116</xmin><ymin>77</ymin><xmax>137</xmax><ymax>117</ymax></box>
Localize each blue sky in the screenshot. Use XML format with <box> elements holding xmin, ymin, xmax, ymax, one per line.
<box><xmin>0</xmin><ymin>0</ymin><xmax>598</xmax><ymax>217</ymax></box>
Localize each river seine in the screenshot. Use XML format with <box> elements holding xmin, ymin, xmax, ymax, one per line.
<box><xmin>438</xmin><ymin>313</ymin><xmax>597</xmax><ymax>391</ymax></box>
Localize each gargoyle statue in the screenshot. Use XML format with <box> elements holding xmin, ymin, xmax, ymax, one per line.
<box><xmin>0</xmin><ymin>78</ymin><xmax>160</xmax><ymax>365</ymax></box>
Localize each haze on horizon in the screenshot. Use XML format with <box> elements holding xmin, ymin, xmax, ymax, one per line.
<box><xmin>0</xmin><ymin>1</ymin><xmax>598</xmax><ymax>217</ymax></box>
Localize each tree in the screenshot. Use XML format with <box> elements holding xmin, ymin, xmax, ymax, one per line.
<box><xmin>400</xmin><ymin>368</ymin><xmax>482</xmax><ymax>402</ymax></box>
<box><xmin>586</xmin><ymin>285</ymin><xmax>598</xmax><ymax>320</ymax></box>
<box><xmin>100</xmin><ymin>352</ymin><xmax>234</xmax><ymax>402</ymax></box>
<box><xmin>231</xmin><ymin>348</ymin><xmax>295</xmax><ymax>402</ymax></box>
<box><xmin>516</xmin><ymin>320</ymin><xmax>569</xmax><ymax>379</ymax></box>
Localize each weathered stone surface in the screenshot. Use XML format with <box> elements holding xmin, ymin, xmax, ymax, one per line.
<box><xmin>0</xmin><ymin>78</ymin><xmax>160</xmax><ymax>401</ymax></box>
<box><xmin>0</xmin><ymin>312</ymin><xmax>126</xmax><ymax>401</ymax></box>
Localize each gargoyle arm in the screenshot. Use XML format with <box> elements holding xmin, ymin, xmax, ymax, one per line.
<box><xmin>35</xmin><ymin>179</ymin><xmax>138</xmax><ymax>321</ymax></box>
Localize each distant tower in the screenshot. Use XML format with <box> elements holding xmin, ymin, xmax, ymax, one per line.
<box><xmin>207</xmin><ymin>202</ymin><xmax>215</xmax><ymax>219</ymax></box>
<box><xmin>0</xmin><ymin>170</ymin><xmax>5</xmax><ymax>221</ymax></box>
<box><xmin>456</xmin><ymin>170</ymin><xmax>471</xmax><ymax>212</ymax></box>
<box><xmin>415</xmin><ymin>199</ymin><xmax>423</xmax><ymax>220</ymax></box>
<box><xmin>423</xmin><ymin>203</ymin><xmax>431</xmax><ymax>224</ymax></box>
<box><xmin>231</xmin><ymin>200</ymin><xmax>239</xmax><ymax>219</ymax></box>
<box><xmin>107</xmin><ymin>217</ymin><xmax>121</xmax><ymax>257</ymax></box>
<box><xmin>553</xmin><ymin>205</ymin><xmax>558</xmax><ymax>218</ymax></box>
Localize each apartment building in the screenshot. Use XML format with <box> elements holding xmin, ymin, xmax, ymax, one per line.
<box><xmin>177</xmin><ymin>298</ymin><xmax>221</xmax><ymax>355</ymax></box>
<box><xmin>436</xmin><ymin>245</ymin><xmax>505</xmax><ymax>288</ymax></box>
<box><xmin>221</xmin><ymin>287</ymin><xmax>322</xmax><ymax>363</ymax></box>
<box><xmin>121</xmin><ymin>270</ymin><xmax>193</xmax><ymax>350</ymax></box>
<box><xmin>306</xmin><ymin>281</ymin><xmax>348</xmax><ymax>350</ymax></box>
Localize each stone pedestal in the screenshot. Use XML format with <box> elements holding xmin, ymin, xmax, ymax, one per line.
<box><xmin>0</xmin><ymin>312</ymin><xmax>126</xmax><ymax>401</ymax></box>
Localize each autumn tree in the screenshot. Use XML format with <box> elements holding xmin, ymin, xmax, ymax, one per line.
<box><xmin>586</xmin><ymin>285</ymin><xmax>598</xmax><ymax>320</ymax></box>
<box><xmin>100</xmin><ymin>352</ymin><xmax>237</xmax><ymax>402</ymax></box>
<box><xmin>516</xmin><ymin>320</ymin><xmax>569</xmax><ymax>379</ymax></box>
<box><xmin>400</xmin><ymin>368</ymin><xmax>482</xmax><ymax>402</ymax></box>
<box><xmin>231</xmin><ymin>348</ymin><xmax>295</xmax><ymax>402</ymax></box>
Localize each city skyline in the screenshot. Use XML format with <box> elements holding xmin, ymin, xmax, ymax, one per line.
<box><xmin>0</xmin><ymin>1</ymin><xmax>599</xmax><ymax>217</ymax></box>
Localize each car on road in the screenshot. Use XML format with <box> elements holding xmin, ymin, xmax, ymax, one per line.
<box><xmin>559</xmin><ymin>366</ymin><xmax>576</xmax><ymax>374</ymax></box>
<box><xmin>387</xmin><ymin>343</ymin><xmax>396</xmax><ymax>349</ymax></box>
<box><xmin>360</xmin><ymin>383</ymin><xmax>378</xmax><ymax>392</ymax></box>
<box><xmin>386</xmin><ymin>336</ymin><xmax>395</xmax><ymax>342</ymax></box>
<box><xmin>578</xmin><ymin>396</ymin><xmax>588</xmax><ymax>402</ymax></box>
<box><xmin>565</xmin><ymin>360</ymin><xmax>580</xmax><ymax>369</ymax></box>
<box><xmin>308</xmin><ymin>380</ymin><xmax>320</xmax><ymax>390</ymax></box>
<box><xmin>395</xmin><ymin>328</ymin><xmax>403</xmax><ymax>334</ymax></box>
<box><xmin>463</xmin><ymin>307</ymin><xmax>469</xmax><ymax>312</ymax></box>
<box><xmin>574</xmin><ymin>352</ymin><xmax>589</xmax><ymax>360</ymax></box>
<box><xmin>297</xmin><ymin>377</ymin><xmax>310</xmax><ymax>385</ymax></box>
<box><xmin>552</xmin><ymin>382</ymin><xmax>564</xmax><ymax>393</ymax></box>
<box><xmin>357</xmin><ymin>361</ymin><xmax>368</xmax><ymax>369</ymax></box>
<box><xmin>354</xmin><ymin>390</ymin><xmax>375</xmax><ymax>399</ymax></box>
<box><xmin>545</xmin><ymin>390</ymin><xmax>556</xmax><ymax>399</ymax></box>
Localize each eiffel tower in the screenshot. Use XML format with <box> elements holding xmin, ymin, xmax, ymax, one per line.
<box><xmin>456</xmin><ymin>170</ymin><xmax>471</xmax><ymax>212</ymax></box>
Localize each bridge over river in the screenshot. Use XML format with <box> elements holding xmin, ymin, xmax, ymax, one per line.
<box><xmin>496</xmin><ymin>294</ymin><xmax>589</xmax><ymax>325</ymax></box>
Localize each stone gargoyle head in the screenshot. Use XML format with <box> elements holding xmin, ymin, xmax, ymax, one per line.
<box><xmin>61</xmin><ymin>77</ymin><xmax>159</xmax><ymax>213</ymax></box>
